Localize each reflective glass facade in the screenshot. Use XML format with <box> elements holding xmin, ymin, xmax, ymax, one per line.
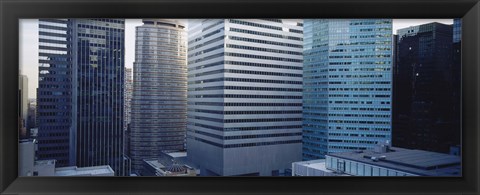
<box><xmin>303</xmin><ymin>19</ymin><xmax>393</xmax><ymax>160</ymax></box>
<box><xmin>37</xmin><ymin>19</ymin><xmax>72</xmax><ymax>167</ymax></box>
<box><xmin>130</xmin><ymin>19</ymin><xmax>188</xmax><ymax>173</ymax></box>
<box><xmin>187</xmin><ymin>19</ymin><xmax>303</xmax><ymax>176</ymax></box>
<box><xmin>71</xmin><ymin>19</ymin><xmax>126</xmax><ymax>176</ymax></box>
<box><xmin>393</xmin><ymin>22</ymin><xmax>459</xmax><ymax>154</ymax></box>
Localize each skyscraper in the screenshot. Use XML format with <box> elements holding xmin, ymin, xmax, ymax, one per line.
<box><xmin>71</xmin><ymin>19</ymin><xmax>126</xmax><ymax>176</ymax></box>
<box><xmin>393</xmin><ymin>22</ymin><xmax>458</xmax><ymax>154</ymax></box>
<box><xmin>37</xmin><ymin>19</ymin><xmax>127</xmax><ymax>175</ymax></box>
<box><xmin>187</xmin><ymin>19</ymin><xmax>303</xmax><ymax>176</ymax></box>
<box><xmin>124</xmin><ymin>67</ymin><xmax>132</xmax><ymax>132</ymax></box>
<box><xmin>37</xmin><ymin>19</ymin><xmax>72</xmax><ymax>167</ymax></box>
<box><xmin>452</xmin><ymin>20</ymin><xmax>461</xmax><ymax>153</ymax></box>
<box><xmin>124</xmin><ymin>67</ymin><xmax>132</xmax><ymax>159</ymax></box>
<box><xmin>27</xmin><ymin>98</ymin><xmax>37</xmax><ymax>130</ymax></box>
<box><xmin>130</xmin><ymin>19</ymin><xmax>188</xmax><ymax>173</ymax></box>
<box><xmin>302</xmin><ymin>19</ymin><xmax>393</xmax><ymax>160</ymax></box>
<box><xmin>19</xmin><ymin>75</ymin><xmax>29</xmax><ymax>139</ymax></box>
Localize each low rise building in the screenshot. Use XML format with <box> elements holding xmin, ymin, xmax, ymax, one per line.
<box><xmin>292</xmin><ymin>143</ymin><xmax>461</xmax><ymax>176</ymax></box>
<box><xmin>19</xmin><ymin>139</ymin><xmax>114</xmax><ymax>176</ymax></box>
<box><xmin>141</xmin><ymin>151</ymin><xmax>198</xmax><ymax>176</ymax></box>
<box><xmin>55</xmin><ymin>165</ymin><xmax>114</xmax><ymax>176</ymax></box>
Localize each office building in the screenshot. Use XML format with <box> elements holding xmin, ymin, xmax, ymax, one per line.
<box><xmin>71</xmin><ymin>19</ymin><xmax>126</xmax><ymax>176</ymax></box>
<box><xmin>37</xmin><ymin>19</ymin><xmax>72</xmax><ymax>167</ymax></box>
<box><xmin>37</xmin><ymin>19</ymin><xmax>126</xmax><ymax>175</ymax></box>
<box><xmin>187</xmin><ymin>19</ymin><xmax>303</xmax><ymax>176</ymax></box>
<box><xmin>302</xmin><ymin>19</ymin><xmax>393</xmax><ymax>160</ymax></box>
<box><xmin>124</xmin><ymin>67</ymin><xmax>132</xmax><ymax>159</ymax></box>
<box><xmin>19</xmin><ymin>75</ymin><xmax>28</xmax><ymax>127</ymax></box>
<box><xmin>27</xmin><ymin>98</ymin><xmax>37</xmax><ymax>130</ymax></box>
<box><xmin>130</xmin><ymin>19</ymin><xmax>188</xmax><ymax>173</ymax></box>
<box><xmin>19</xmin><ymin>75</ymin><xmax>29</xmax><ymax>138</ymax></box>
<box><xmin>124</xmin><ymin>67</ymin><xmax>132</xmax><ymax>132</ymax></box>
<box><xmin>392</xmin><ymin>22</ymin><xmax>458</xmax><ymax>154</ymax></box>
<box><xmin>451</xmin><ymin>19</ymin><xmax>461</xmax><ymax>156</ymax></box>
<box><xmin>292</xmin><ymin>143</ymin><xmax>461</xmax><ymax>176</ymax></box>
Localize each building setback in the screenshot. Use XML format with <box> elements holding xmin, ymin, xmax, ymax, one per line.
<box><xmin>392</xmin><ymin>22</ymin><xmax>459</xmax><ymax>154</ymax></box>
<box><xmin>302</xmin><ymin>19</ymin><xmax>393</xmax><ymax>160</ymax></box>
<box><xmin>187</xmin><ymin>19</ymin><xmax>303</xmax><ymax>176</ymax></box>
<box><xmin>130</xmin><ymin>19</ymin><xmax>188</xmax><ymax>174</ymax></box>
<box><xmin>37</xmin><ymin>19</ymin><xmax>127</xmax><ymax>175</ymax></box>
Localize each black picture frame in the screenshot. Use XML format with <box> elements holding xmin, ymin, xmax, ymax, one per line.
<box><xmin>1</xmin><ymin>0</ymin><xmax>479</xmax><ymax>194</ymax></box>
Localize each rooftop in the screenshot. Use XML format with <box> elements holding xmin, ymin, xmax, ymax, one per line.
<box><xmin>54</xmin><ymin>165</ymin><xmax>114</xmax><ymax>176</ymax></box>
<box><xmin>34</xmin><ymin>159</ymin><xmax>55</xmax><ymax>166</ymax></box>
<box><xmin>328</xmin><ymin>147</ymin><xmax>461</xmax><ymax>176</ymax></box>
<box><xmin>293</xmin><ymin>159</ymin><xmax>349</xmax><ymax>176</ymax></box>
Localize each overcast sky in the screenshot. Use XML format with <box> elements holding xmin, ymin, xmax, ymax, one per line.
<box><xmin>20</xmin><ymin>19</ymin><xmax>454</xmax><ymax>99</ymax></box>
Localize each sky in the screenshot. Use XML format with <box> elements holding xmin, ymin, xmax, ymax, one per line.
<box><xmin>20</xmin><ymin>19</ymin><xmax>454</xmax><ymax>99</ymax></box>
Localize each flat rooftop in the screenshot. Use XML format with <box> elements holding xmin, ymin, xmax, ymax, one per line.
<box><xmin>55</xmin><ymin>165</ymin><xmax>114</xmax><ymax>176</ymax></box>
<box><xmin>293</xmin><ymin>159</ymin><xmax>349</xmax><ymax>176</ymax></box>
<box><xmin>34</xmin><ymin>159</ymin><xmax>55</xmax><ymax>166</ymax></box>
<box><xmin>328</xmin><ymin>147</ymin><xmax>461</xmax><ymax>176</ymax></box>
<box><xmin>167</xmin><ymin>151</ymin><xmax>187</xmax><ymax>158</ymax></box>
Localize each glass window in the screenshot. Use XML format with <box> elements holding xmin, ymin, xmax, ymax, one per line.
<box><xmin>372</xmin><ymin>167</ymin><xmax>379</xmax><ymax>176</ymax></box>
<box><xmin>380</xmin><ymin>168</ymin><xmax>388</xmax><ymax>176</ymax></box>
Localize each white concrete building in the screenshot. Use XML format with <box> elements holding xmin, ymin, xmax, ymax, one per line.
<box><xmin>187</xmin><ymin>19</ymin><xmax>304</xmax><ymax>176</ymax></box>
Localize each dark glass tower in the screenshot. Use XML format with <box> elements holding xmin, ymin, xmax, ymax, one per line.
<box><xmin>71</xmin><ymin>19</ymin><xmax>126</xmax><ymax>176</ymax></box>
<box><xmin>37</xmin><ymin>19</ymin><xmax>72</xmax><ymax>167</ymax></box>
<box><xmin>37</xmin><ymin>19</ymin><xmax>127</xmax><ymax>175</ymax></box>
<box><xmin>393</xmin><ymin>22</ymin><xmax>459</xmax><ymax>154</ymax></box>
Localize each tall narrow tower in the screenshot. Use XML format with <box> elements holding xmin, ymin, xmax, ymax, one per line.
<box><xmin>37</xmin><ymin>19</ymin><xmax>127</xmax><ymax>175</ymax></box>
<box><xmin>130</xmin><ymin>19</ymin><xmax>188</xmax><ymax>174</ymax></box>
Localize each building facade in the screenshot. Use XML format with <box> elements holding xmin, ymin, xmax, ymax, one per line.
<box><xmin>71</xmin><ymin>19</ymin><xmax>126</xmax><ymax>176</ymax></box>
<box><xmin>37</xmin><ymin>19</ymin><xmax>72</xmax><ymax>167</ymax></box>
<box><xmin>392</xmin><ymin>22</ymin><xmax>458</xmax><ymax>154</ymax></box>
<box><xmin>124</xmin><ymin>67</ymin><xmax>132</xmax><ymax>158</ymax></box>
<box><xmin>187</xmin><ymin>19</ymin><xmax>303</xmax><ymax>176</ymax></box>
<box><xmin>130</xmin><ymin>19</ymin><xmax>188</xmax><ymax>173</ymax></box>
<box><xmin>37</xmin><ymin>19</ymin><xmax>127</xmax><ymax>175</ymax></box>
<box><xmin>19</xmin><ymin>75</ymin><xmax>29</xmax><ymax>139</ymax></box>
<box><xmin>124</xmin><ymin>67</ymin><xmax>133</xmax><ymax>131</ymax></box>
<box><xmin>302</xmin><ymin>19</ymin><xmax>393</xmax><ymax>160</ymax></box>
<box><xmin>27</xmin><ymin>98</ymin><xmax>38</xmax><ymax>131</ymax></box>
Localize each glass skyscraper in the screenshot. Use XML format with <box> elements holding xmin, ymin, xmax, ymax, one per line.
<box><xmin>303</xmin><ymin>19</ymin><xmax>393</xmax><ymax>160</ymax></box>
<box><xmin>187</xmin><ymin>19</ymin><xmax>303</xmax><ymax>176</ymax></box>
<box><xmin>392</xmin><ymin>22</ymin><xmax>458</xmax><ymax>154</ymax></box>
<box><xmin>71</xmin><ymin>19</ymin><xmax>126</xmax><ymax>176</ymax></box>
<box><xmin>37</xmin><ymin>19</ymin><xmax>72</xmax><ymax>167</ymax></box>
<box><xmin>130</xmin><ymin>19</ymin><xmax>188</xmax><ymax>174</ymax></box>
<box><xmin>37</xmin><ymin>19</ymin><xmax>127</xmax><ymax>175</ymax></box>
